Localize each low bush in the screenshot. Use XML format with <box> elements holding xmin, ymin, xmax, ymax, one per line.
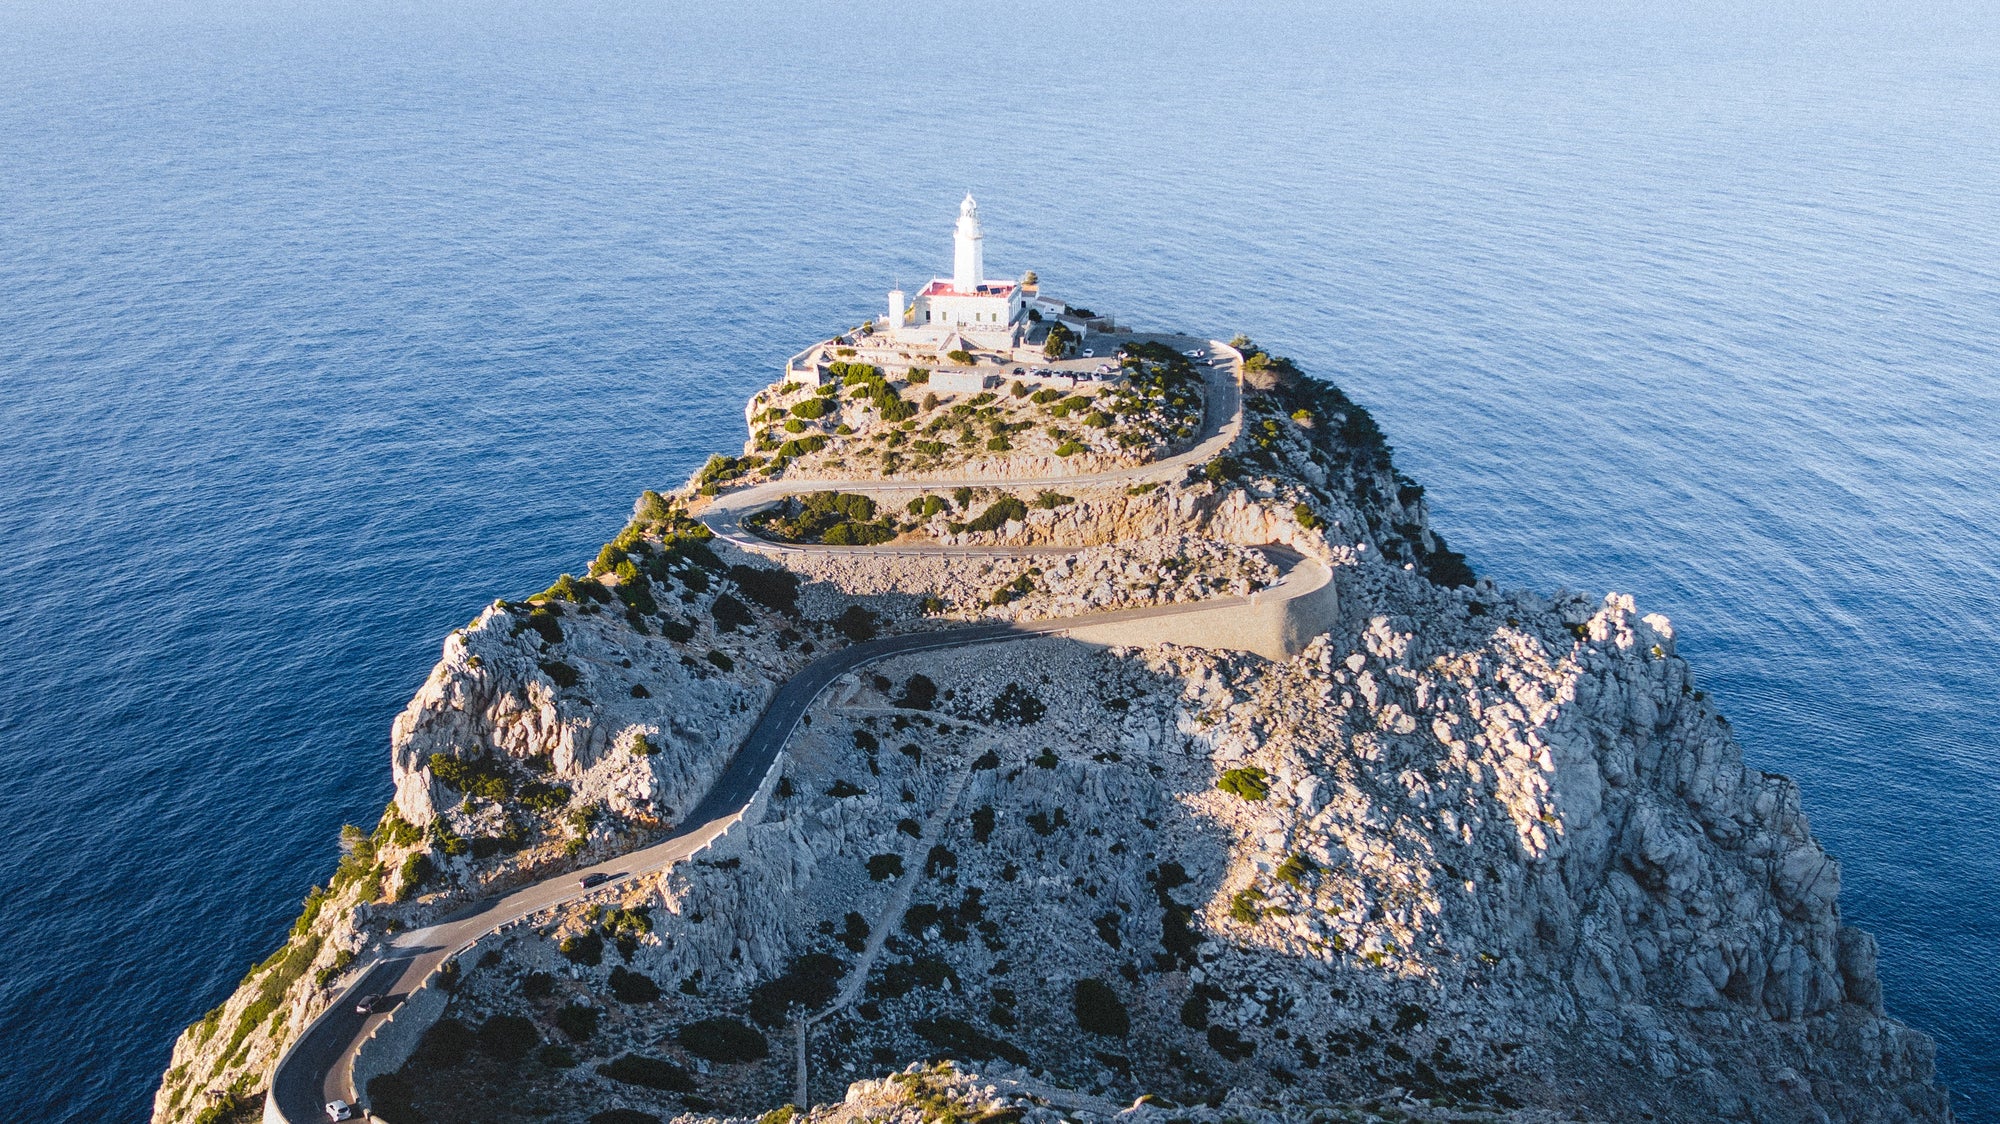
<box><xmin>827</xmin><ymin>779</ymin><xmax>867</xmax><ymax>798</ymax></box>
<box><xmin>478</xmin><ymin>1014</ymin><xmax>538</xmax><ymax>1062</ymax></box>
<box><xmin>947</xmin><ymin>348</ymin><xmax>976</xmax><ymax>365</ymax></box>
<box><xmin>429</xmin><ymin>753</ymin><xmax>510</xmax><ymax>801</ymax></box>
<box><xmin>539</xmin><ymin>1044</ymin><xmax>578</xmax><ymax>1069</ymax></box>
<box><xmin>790</xmin><ymin>397</ymin><xmax>829</xmax><ymax>420</ymax></box>
<box><xmin>596</xmin><ymin>1053</ymin><xmax>694</xmax><ymax>1091</ymax></box>
<box><xmin>555</xmin><ymin>1003</ymin><xmax>599</xmax><ymax>1041</ymax></box>
<box><xmin>1229</xmin><ymin>887</ymin><xmax>1266</xmax><ymax>924</ymax></box>
<box><xmin>867</xmin><ymin>853</ymin><xmax>904</xmax><ymax>881</ymax></box>
<box><xmin>414</xmin><ymin>1017</ymin><xmax>476</xmax><ymax>1069</ymax></box>
<box><xmin>608</xmin><ymin>966</ymin><xmax>660</xmax><ymax>1003</ymax></box>
<box><xmin>895</xmin><ymin>674</ymin><xmax>937</xmax><ymax>710</ymax></box>
<box><xmin>1275</xmin><ymin>852</ymin><xmax>1315</xmax><ymax>888</ymax></box>
<box><xmin>911</xmin><ymin>1017</ymin><xmax>1030</xmax><ymax>1066</ymax></box>
<box><xmin>677</xmin><ymin>1017</ymin><xmax>769</xmax><ymax>1063</ymax></box>
<box><xmin>710</xmin><ymin>593</ymin><xmax>752</xmax><ymax>631</ymax></box>
<box><xmin>1217</xmin><ymin>766</ymin><xmax>1271</xmax><ymax>801</ymax></box>
<box><xmin>559</xmin><ymin>933</ymin><xmax>603</xmax><ymax>967</ymax></box>
<box><xmin>705</xmin><ymin>650</ymin><xmax>734</xmax><ymax>672</ymax></box>
<box><xmin>834</xmin><ymin>605</ymin><xmax>878</xmax><ymax>642</ymax></box>
<box><xmin>963</xmin><ymin>496</ymin><xmax>1028</xmax><ymax>533</ymax></box>
<box><xmin>749</xmin><ymin>952</ymin><xmax>848</xmax><ymax>1025</ymax></box>
<box><xmin>539</xmin><ymin>660</ymin><xmax>580</xmax><ymax>688</ymax></box>
<box><xmin>989</xmin><ymin>682</ymin><xmax>1046</xmax><ymax>725</ymax></box>
<box><xmin>728</xmin><ymin>564</ymin><xmax>800</xmax><ymax>613</ymax></box>
<box><xmin>1054</xmin><ymin>440</ymin><xmax>1084</xmax><ymax>457</ymax></box>
<box><xmin>868</xmin><ymin>957</ymin><xmax>956</xmax><ymax>1000</ymax></box>
<box><xmin>1073</xmin><ymin>977</ymin><xmax>1130</xmax><ymax>1037</ymax></box>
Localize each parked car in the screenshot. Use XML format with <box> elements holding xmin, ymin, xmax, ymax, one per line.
<box><xmin>354</xmin><ymin>993</ymin><xmax>389</xmax><ymax>1015</ymax></box>
<box><xmin>579</xmin><ymin>872</ymin><xmax>610</xmax><ymax>889</ymax></box>
<box><xmin>325</xmin><ymin>1101</ymin><xmax>354</xmax><ymax>1121</ymax></box>
<box><xmin>1083</xmin><ymin>349</ymin><xmax>1095</xmax><ymax>357</ymax></box>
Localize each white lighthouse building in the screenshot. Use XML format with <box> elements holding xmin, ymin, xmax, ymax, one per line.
<box><xmin>886</xmin><ymin>194</ymin><xmax>1052</xmax><ymax>347</ymax></box>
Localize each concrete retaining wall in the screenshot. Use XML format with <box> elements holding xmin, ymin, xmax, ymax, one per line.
<box><xmin>345</xmin><ymin>954</ymin><xmax>464</xmax><ymax>1109</ymax></box>
<box><xmin>1066</xmin><ymin>558</ymin><xmax>1337</xmax><ymax>662</ymax></box>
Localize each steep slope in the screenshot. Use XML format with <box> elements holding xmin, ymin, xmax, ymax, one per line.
<box><xmin>154</xmin><ymin>338</ymin><xmax>1947</xmax><ymax>1124</ymax></box>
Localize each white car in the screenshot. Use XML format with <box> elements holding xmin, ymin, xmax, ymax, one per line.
<box><xmin>326</xmin><ymin>1101</ymin><xmax>354</xmax><ymax>1122</ymax></box>
<box><xmin>1083</xmin><ymin>349</ymin><xmax>1095</xmax><ymax>357</ymax></box>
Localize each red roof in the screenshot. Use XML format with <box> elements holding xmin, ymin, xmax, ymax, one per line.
<box><xmin>919</xmin><ymin>279</ymin><xmax>1017</xmax><ymax>298</ymax></box>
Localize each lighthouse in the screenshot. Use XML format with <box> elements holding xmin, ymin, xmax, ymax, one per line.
<box><xmin>952</xmin><ymin>193</ymin><xmax>985</xmax><ymax>294</ymax></box>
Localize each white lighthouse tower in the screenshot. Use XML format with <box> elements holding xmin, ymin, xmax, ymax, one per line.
<box><xmin>952</xmin><ymin>193</ymin><xmax>985</xmax><ymax>293</ymax></box>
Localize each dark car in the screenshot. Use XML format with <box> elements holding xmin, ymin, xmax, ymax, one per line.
<box><xmin>354</xmin><ymin>993</ymin><xmax>389</xmax><ymax>1015</ymax></box>
<box><xmin>579</xmin><ymin>872</ymin><xmax>610</xmax><ymax>889</ymax></box>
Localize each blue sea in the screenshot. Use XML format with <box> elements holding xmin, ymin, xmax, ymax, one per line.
<box><xmin>2</xmin><ymin>2</ymin><xmax>1996</xmax><ymax>1119</ymax></box>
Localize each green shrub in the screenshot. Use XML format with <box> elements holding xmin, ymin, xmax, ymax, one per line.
<box><xmin>964</xmin><ymin>496</ymin><xmax>1028</xmax><ymax>533</ymax></box>
<box><xmin>1201</xmin><ymin>455</ymin><xmax>1240</xmax><ymax>482</ymax></box>
<box><xmin>1292</xmin><ymin>502</ymin><xmax>1324</xmax><ymax>531</ymax></box>
<box><xmin>826</xmin><ymin>779</ymin><xmax>866</xmax><ymax>798</ymax></box>
<box><xmin>539</xmin><ymin>660</ymin><xmax>580</xmax><ymax>688</ymax></box>
<box><xmin>559</xmin><ymin>933</ymin><xmax>603</xmax><ymax>966</ymax></box>
<box><xmin>596</xmin><ymin>1053</ymin><xmax>694</xmax><ymax>1091</ymax></box>
<box><xmin>727</xmin><ymin>564</ymin><xmax>800</xmax><ymax>613</ymax></box>
<box><xmin>414</xmin><ymin>1016</ymin><xmax>475</xmax><ymax>1068</ymax></box>
<box><xmin>555</xmin><ymin>1003</ymin><xmax>599</xmax><ymax>1040</ymax></box>
<box><xmin>395</xmin><ymin>852</ymin><xmax>431</xmax><ymax>899</ymax></box>
<box><xmin>710</xmin><ymin>593</ymin><xmax>752</xmax><ymax>632</ymax></box>
<box><xmin>629</xmin><ymin>734</ymin><xmax>658</xmax><ymax>757</ymax></box>
<box><xmin>1032</xmin><ymin>490</ymin><xmax>1074</xmax><ymax>509</ymax></box>
<box><xmin>907</xmin><ymin>367</ymin><xmax>930</xmax><ymax>384</ymax></box>
<box><xmin>1055</xmin><ymin>440</ymin><xmax>1085</xmax><ymax>457</ymax></box>
<box><xmin>749</xmin><ymin>952</ymin><xmax>849</xmax><ymax>1025</ymax></box>
<box><xmin>538</xmin><ymin>1043</ymin><xmax>578</xmax><ymax>1068</ymax></box>
<box><xmin>834</xmin><ymin>605</ymin><xmax>878</xmax><ymax>641</ymax></box>
<box><xmin>1073</xmin><ymin>978</ymin><xmax>1130</xmax><ymax>1037</ymax></box>
<box><xmin>783</xmin><ymin>417</ymin><xmax>805</xmax><ymax>433</ymax></box>
<box><xmin>989</xmin><ymin>682</ymin><xmax>1046</xmax><ymax>725</ymax></box>
<box><xmin>911</xmin><ymin>1017</ymin><xmax>1029</xmax><ymax>1065</ymax></box>
<box><xmin>947</xmin><ymin>348</ymin><xmax>976</xmax><ymax>366</ymax></box>
<box><xmin>1229</xmin><ymin>887</ymin><xmax>1266</xmax><ymax>924</ymax></box>
<box><xmin>1275</xmin><ymin>852</ymin><xmax>1316</xmax><ymax>888</ymax></box>
<box><xmin>868</xmin><ymin>957</ymin><xmax>957</xmax><ymax>999</ymax></box>
<box><xmin>428</xmin><ymin>753</ymin><xmax>510</xmax><ymax>801</ymax></box>
<box><xmin>1217</xmin><ymin>766</ymin><xmax>1271</xmax><ymax>801</ymax></box>
<box><xmin>705</xmin><ymin>650</ymin><xmax>734</xmax><ymax>671</ymax></box>
<box><xmin>677</xmin><ymin>1017</ymin><xmax>769</xmax><ymax>1063</ymax></box>
<box><xmin>895</xmin><ymin>674</ymin><xmax>937</xmax><ymax>710</ymax></box>
<box><xmin>986</xmin><ymin>435</ymin><xmax>1011</xmax><ymax>451</ymax></box>
<box><xmin>790</xmin><ymin>397</ymin><xmax>829</xmax><ymax>420</ymax></box>
<box><xmin>479</xmin><ymin>1014</ymin><xmax>538</xmax><ymax>1062</ymax></box>
<box><xmin>609</xmin><ymin>965</ymin><xmax>660</xmax><ymax>1003</ymax></box>
<box><xmin>867</xmin><ymin>853</ymin><xmax>904</xmax><ymax>881</ymax></box>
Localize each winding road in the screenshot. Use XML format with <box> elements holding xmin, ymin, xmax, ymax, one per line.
<box><xmin>265</xmin><ymin>335</ymin><xmax>1323</xmax><ymax>1123</ymax></box>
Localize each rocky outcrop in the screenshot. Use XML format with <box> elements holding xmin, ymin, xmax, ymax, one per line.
<box><xmin>154</xmin><ymin>338</ymin><xmax>1948</xmax><ymax>1124</ymax></box>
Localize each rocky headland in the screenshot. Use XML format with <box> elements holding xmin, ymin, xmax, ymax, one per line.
<box><xmin>153</xmin><ymin>337</ymin><xmax>1949</xmax><ymax>1124</ymax></box>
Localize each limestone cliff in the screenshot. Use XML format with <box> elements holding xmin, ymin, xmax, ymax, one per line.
<box><xmin>153</xmin><ymin>339</ymin><xmax>1948</xmax><ymax>1124</ymax></box>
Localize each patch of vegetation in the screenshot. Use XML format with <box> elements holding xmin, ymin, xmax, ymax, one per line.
<box><xmin>1229</xmin><ymin>886</ymin><xmax>1267</xmax><ymax>925</ymax></box>
<box><xmin>827</xmin><ymin>779</ymin><xmax>867</xmax><ymax>798</ymax></box>
<box><xmin>726</xmin><ymin>563</ymin><xmax>800</xmax><ymax>614</ymax></box>
<box><xmin>608</xmin><ymin>965</ymin><xmax>660</xmax><ymax>1003</ymax></box>
<box><xmin>747</xmin><ymin>491</ymin><xmax>897</xmax><ymax>546</ymax></box>
<box><xmin>1073</xmin><ymin>977</ymin><xmax>1130</xmax><ymax>1037</ymax></box>
<box><xmin>1275</xmin><ymin>852</ymin><xmax>1316</xmax><ymax>889</ymax></box>
<box><xmin>677</xmin><ymin>1017</ymin><xmax>769</xmax><ymax>1063</ymax></box>
<box><xmin>539</xmin><ymin>659</ymin><xmax>580</xmax><ymax>688</ymax></box>
<box><xmin>911</xmin><ymin>1017</ymin><xmax>1031</xmax><ymax>1066</ymax></box>
<box><xmin>559</xmin><ymin>932</ymin><xmax>604</xmax><ymax>966</ymax></box>
<box><xmin>896</xmin><ymin>673</ymin><xmax>937</xmax><ymax>709</ymax></box>
<box><xmin>749</xmin><ymin>952</ymin><xmax>849</xmax><ymax>1025</ymax></box>
<box><xmin>711</xmin><ymin>593</ymin><xmax>753</xmax><ymax>632</ymax></box>
<box><xmin>1032</xmin><ymin>489</ymin><xmax>1074</xmax><ymax>509</ymax></box>
<box><xmin>947</xmin><ymin>348</ymin><xmax>977</xmax><ymax>365</ymax></box>
<box><xmin>1207</xmin><ymin>1024</ymin><xmax>1255</xmax><ymax>1061</ymax></box>
<box><xmin>868</xmin><ymin>956</ymin><xmax>957</xmax><ymax>1000</ymax></box>
<box><xmin>867</xmin><ymin>853</ymin><xmax>904</xmax><ymax>881</ymax></box>
<box><xmin>1217</xmin><ymin>766</ymin><xmax>1271</xmax><ymax>801</ymax></box>
<box><xmin>428</xmin><ymin>753</ymin><xmax>510</xmax><ymax>801</ymax></box>
<box><xmin>555</xmin><ymin>1003</ymin><xmax>599</xmax><ymax>1041</ymax></box>
<box><xmin>595</xmin><ymin>1053</ymin><xmax>695</xmax><ymax>1091</ymax></box>
<box><xmin>956</xmin><ymin>496</ymin><xmax>1028</xmax><ymax>534</ymax></box>
<box><xmin>478</xmin><ymin>1014</ymin><xmax>538</xmax><ymax>1062</ymax></box>
<box><xmin>989</xmin><ymin>682</ymin><xmax>1046</xmax><ymax>725</ymax></box>
<box><xmin>834</xmin><ymin>605</ymin><xmax>878</xmax><ymax>641</ymax></box>
<box><xmin>705</xmin><ymin>649</ymin><xmax>735</xmax><ymax>671</ymax></box>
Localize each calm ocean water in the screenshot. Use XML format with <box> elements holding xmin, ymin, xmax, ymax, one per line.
<box><xmin>2</xmin><ymin>2</ymin><xmax>1995</xmax><ymax>1119</ymax></box>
